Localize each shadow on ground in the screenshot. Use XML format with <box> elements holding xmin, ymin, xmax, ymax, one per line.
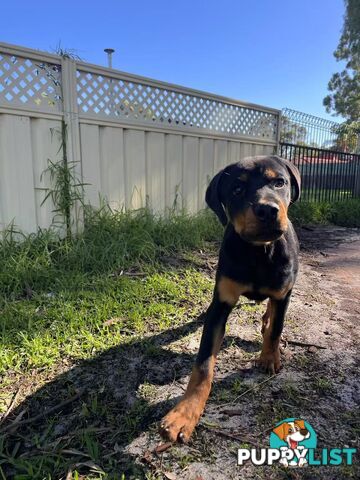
<box><xmin>2</xmin><ymin>312</ymin><xmax>359</xmax><ymax>479</ymax></box>
<box><xmin>0</xmin><ymin>314</ymin><xmax>264</xmax><ymax>478</ymax></box>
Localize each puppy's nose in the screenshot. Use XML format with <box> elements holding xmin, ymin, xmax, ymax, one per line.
<box><xmin>253</xmin><ymin>203</ymin><xmax>279</xmax><ymax>222</ymax></box>
<box><xmin>300</xmin><ymin>428</ymin><xmax>308</xmax><ymax>436</ymax></box>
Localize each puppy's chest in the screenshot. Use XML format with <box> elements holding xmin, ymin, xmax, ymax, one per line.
<box><xmin>220</xmin><ymin>251</ymin><xmax>294</xmax><ymax>298</ymax></box>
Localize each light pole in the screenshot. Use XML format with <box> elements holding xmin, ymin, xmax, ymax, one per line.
<box><xmin>104</xmin><ymin>48</ymin><xmax>115</xmax><ymax>68</ymax></box>
<box><xmin>104</xmin><ymin>49</ymin><xmax>115</xmax><ymax>116</ymax></box>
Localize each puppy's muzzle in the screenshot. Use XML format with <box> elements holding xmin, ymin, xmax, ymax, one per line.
<box><xmin>253</xmin><ymin>202</ymin><xmax>279</xmax><ymax>223</ymax></box>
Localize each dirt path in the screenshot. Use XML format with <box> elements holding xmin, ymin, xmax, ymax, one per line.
<box><xmin>127</xmin><ymin>226</ymin><xmax>360</xmax><ymax>479</ymax></box>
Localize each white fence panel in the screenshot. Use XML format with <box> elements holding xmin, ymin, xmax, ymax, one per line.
<box><xmin>99</xmin><ymin>126</ymin><xmax>125</xmax><ymax>210</ymax></box>
<box><xmin>80</xmin><ymin>124</ymin><xmax>102</xmax><ymax>207</ymax></box>
<box><xmin>182</xmin><ymin>136</ymin><xmax>199</xmax><ymax>214</ymax></box>
<box><xmin>146</xmin><ymin>132</ymin><xmax>166</xmax><ymax>213</ymax></box>
<box><xmin>198</xmin><ymin>138</ymin><xmax>214</xmax><ymax>210</ymax></box>
<box><xmin>123</xmin><ymin>129</ymin><xmax>146</xmax><ymax>209</ymax></box>
<box><xmin>0</xmin><ymin>114</ymin><xmax>36</xmax><ymax>232</ymax></box>
<box><xmin>214</xmin><ymin>140</ymin><xmax>228</xmax><ymax>171</ymax></box>
<box><xmin>0</xmin><ymin>113</ymin><xmax>63</xmax><ymax>233</ymax></box>
<box><xmin>0</xmin><ymin>42</ymin><xmax>280</xmax><ymax>234</ymax></box>
<box><xmin>165</xmin><ymin>134</ymin><xmax>183</xmax><ymax>211</ymax></box>
<box><xmin>31</xmin><ymin>117</ymin><xmax>62</xmax><ymax>229</ymax></box>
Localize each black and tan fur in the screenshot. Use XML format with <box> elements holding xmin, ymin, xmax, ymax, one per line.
<box><xmin>160</xmin><ymin>155</ymin><xmax>301</xmax><ymax>443</ymax></box>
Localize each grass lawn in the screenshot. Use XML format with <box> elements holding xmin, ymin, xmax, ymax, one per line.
<box><xmin>0</xmin><ymin>202</ymin><xmax>359</xmax><ymax>478</ymax></box>
<box><xmin>0</xmin><ymin>208</ymin><xmax>224</xmax><ymax>379</ymax></box>
<box><xmin>0</xmin><ymin>208</ymin><xmax>224</xmax><ymax>478</ymax></box>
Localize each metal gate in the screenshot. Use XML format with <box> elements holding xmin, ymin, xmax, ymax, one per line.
<box><xmin>279</xmin><ymin>143</ymin><xmax>360</xmax><ymax>202</ymax></box>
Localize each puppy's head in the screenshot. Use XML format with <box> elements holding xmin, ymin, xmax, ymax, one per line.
<box><xmin>206</xmin><ymin>155</ymin><xmax>301</xmax><ymax>244</ymax></box>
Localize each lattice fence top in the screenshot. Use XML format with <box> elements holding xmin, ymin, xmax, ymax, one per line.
<box><xmin>0</xmin><ymin>43</ymin><xmax>279</xmax><ymax>141</ymax></box>
<box><xmin>0</xmin><ymin>52</ymin><xmax>62</xmax><ymax>112</ymax></box>
<box><xmin>76</xmin><ymin>69</ymin><xmax>278</xmax><ymax>140</ymax></box>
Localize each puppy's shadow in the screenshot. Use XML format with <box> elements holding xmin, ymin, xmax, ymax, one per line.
<box><xmin>1</xmin><ymin>315</ymin><xmax>261</xmax><ymax>477</ymax></box>
<box><xmin>223</xmin><ymin>336</ymin><xmax>262</xmax><ymax>352</ymax></box>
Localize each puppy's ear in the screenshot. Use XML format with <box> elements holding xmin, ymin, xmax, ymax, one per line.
<box><xmin>205</xmin><ymin>170</ymin><xmax>228</xmax><ymax>226</ymax></box>
<box><xmin>273</xmin><ymin>422</ymin><xmax>287</xmax><ymax>441</ymax></box>
<box><xmin>275</xmin><ymin>156</ymin><xmax>301</xmax><ymax>203</ymax></box>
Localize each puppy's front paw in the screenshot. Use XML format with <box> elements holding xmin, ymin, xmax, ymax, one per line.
<box><xmin>160</xmin><ymin>400</ymin><xmax>200</xmax><ymax>443</ymax></box>
<box><xmin>257</xmin><ymin>349</ymin><xmax>281</xmax><ymax>374</ymax></box>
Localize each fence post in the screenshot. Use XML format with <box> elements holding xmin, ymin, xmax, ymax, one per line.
<box><xmin>60</xmin><ymin>57</ymin><xmax>83</xmax><ymax>233</ymax></box>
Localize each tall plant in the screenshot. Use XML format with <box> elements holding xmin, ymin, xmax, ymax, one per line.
<box><xmin>41</xmin><ymin>120</ymin><xmax>85</xmax><ymax>239</ymax></box>
<box><xmin>39</xmin><ymin>46</ymin><xmax>85</xmax><ymax>239</ymax></box>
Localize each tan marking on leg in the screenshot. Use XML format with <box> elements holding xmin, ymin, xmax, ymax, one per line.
<box><xmin>160</xmin><ymin>360</ymin><xmax>214</xmax><ymax>442</ymax></box>
<box><xmin>160</xmin><ymin>327</ymin><xmax>224</xmax><ymax>443</ymax></box>
<box><xmin>261</xmin><ymin>300</ymin><xmax>271</xmax><ymax>335</ymax></box>
<box><xmin>184</xmin><ymin>357</ymin><xmax>215</xmax><ymax>402</ymax></box>
<box><xmin>217</xmin><ymin>276</ymin><xmax>252</xmax><ymax>306</ymax></box>
<box><xmin>258</xmin><ymin>299</ymin><xmax>281</xmax><ymax>374</ymax></box>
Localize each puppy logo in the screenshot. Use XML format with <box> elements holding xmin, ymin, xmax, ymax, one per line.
<box><xmin>238</xmin><ymin>417</ymin><xmax>355</xmax><ymax>467</ymax></box>
<box><xmin>270</xmin><ymin>418</ymin><xmax>317</xmax><ymax>467</ymax></box>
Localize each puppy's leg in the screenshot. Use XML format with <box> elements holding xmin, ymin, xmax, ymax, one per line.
<box><xmin>258</xmin><ymin>291</ymin><xmax>292</xmax><ymax>374</ymax></box>
<box><xmin>160</xmin><ymin>296</ymin><xmax>232</xmax><ymax>442</ymax></box>
<box><xmin>261</xmin><ymin>300</ymin><xmax>271</xmax><ymax>335</ymax></box>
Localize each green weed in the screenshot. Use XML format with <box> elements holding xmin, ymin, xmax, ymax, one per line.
<box><xmin>313</xmin><ymin>376</ymin><xmax>334</xmax><ymax>393</ymax></box>
<box><xmin>289</xmin><ymin>198</ymin><xmax>360</xmax><ymax>227</ymax></box>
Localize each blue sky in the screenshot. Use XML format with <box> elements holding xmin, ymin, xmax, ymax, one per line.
<box><xmin>2</xmin><ymin>0</ymin><xmax>345</xmax><ymax>120</ymax></box>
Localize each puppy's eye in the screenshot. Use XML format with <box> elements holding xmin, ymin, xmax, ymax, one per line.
<box><xmin>233</xmin><ymin>186</ymin><xmax>243</xmax><ymax>196</ymax></box>
<box><xmin>274</xmin><ymin>178</ymin><xmax>285</xmax><ymax>188</ymax></box>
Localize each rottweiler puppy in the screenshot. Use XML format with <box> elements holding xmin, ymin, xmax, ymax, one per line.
<box><xmin>160</xmin><ymin>155</ymin><xmax>301</xmax><ymax>443</ymax></box>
